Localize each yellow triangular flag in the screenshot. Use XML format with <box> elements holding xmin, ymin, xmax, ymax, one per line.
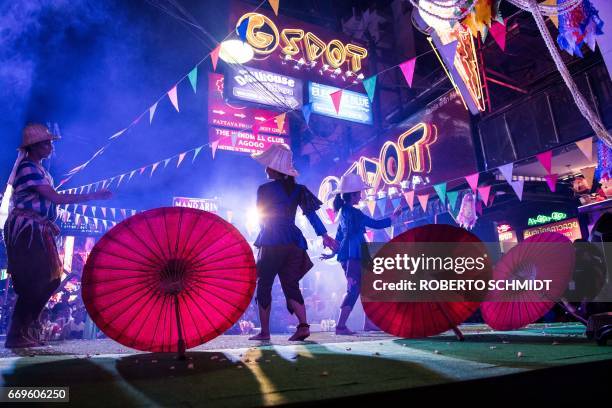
<box><xmin>366</xmin><ymin>200</ymin><xmax>376</xmax><ymax>216</ymax></box>
<box><xmin>268</xmin><ymin>0</ymin><xmax>280</xmax><ymax>16</ymax></box>
<box><xmin>543</xmin><ymin>0</ymin><xmax>558</xmax><ymax>28</ymax></box>
<box><xmin>575</xmin><ymin>137</ymin><xmax>593</xmax><ymax>161</ymax></box>
<box><xmin>274</xmin><ymin>112</ymin><xmax>286</xmax><ymax>133</ymax></box>
<box><xmin>581</xmin><ymin>167</ymin><xmax>596</xmax><ymax>189</ymax></box>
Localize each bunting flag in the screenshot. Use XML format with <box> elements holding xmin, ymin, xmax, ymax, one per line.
<box><xmin>376</xmin><ymin>198</ymin><xmax>388</xmax><ymax>215</ymax></box>
<box><xmin>330</xmin><ymin>90</ymin><xmax>342</xmax><ymax>114</ymax></box>
<box><xmin>163</xmin><ymin>158</ymin><xmax>171</xmax><ymax>168</ymax></box>
<box><xmin>325</xmin><ymin>208</ymin><xmax>336</xmax><ymax>223</ymax></box>
<box><xmin>84</xmin><ymin>216</ymin><xmax>89</xmax><ymax>225</ymax></box>
<box><xmin>465</xmin><ymin>173</ymin><xmax>479</xmax><ymax>192</ymax></box>
<box><xmin>211</xmin><ymin>44</ymin><xmax>220</xmax><ymax>71</ymax></box>
<box><xmin>74</xmin><ymin>214</ymin><xmax>81</xmax><ymax>226</ymax></box>
<box><xmin>385</xmin><ymin>226</ymin><xmax>394</xmax><ymax>239</ymax></box>
<box><xmin>433</xmin><ymin>182</ymin><xmax>447</xmax><ymax>204</ymax></box>
<box><xmin>447</xmin><ymin>190</ymin><xmax>459</xmax><ymax>210</ymax></box>
<box><xmin>150</xmin><ymin>162</ymin><xmax>160</xmax><ymax>177</ymax></box>
<box><xmin>439</xmin><ymin>40</ymin><xmax>459</xmax><ymax>68</ymax></box>
<box><xmin>498</xmin><ymin>163</ymin><xmax>514</xmax><ymax>183</ymax></box>
<box><xmin>581</xmin><ymin>166</ymin><xmax>596</xmax><ymax>188</ymax></box>
<box><xmin>211</xmin><ymin>140</ymin><xmax>220</xmax><ymax>159</ymax></box>
<box><xmin>510</xmin><ymin>180</ymin><xmax>524</xmax><ymax>201</ymax></box>
<box><xmin>81</xmin><ymin>205</ymin><xmax>88</xmax><ymax>215</ymax></box>
<box><xmin>477</xmin><ymin>185</ymin><xmax>492</xmax><ymax>206</ymax></box>
<box><xmin>365</xmin><ymin>230</ymin><xmax>374</xmax><ymax>243</ymax></box>
<box><xmin>302</xmin><ymin>103</ymin><xmax>313</xmax><ymax>124</ymax></box>
<box><xmin>576</xmin><ymin>137</ymin><xmax>593</xmax><ymax>160</ymax></box>
<box><xmin>110</xmin><ymin>208</ymin><xmax>116</xmax><ymax>219</ymax></box>
<box><xmin>268</xmin><ymin>0</ymin><xmax>280</xmax><ymax>15</ymax></box>
<box><xmin>131</xmin><ymin>209</ymin><xmax>137</xmax><ymax>217</ymax></box>
<box><xmin>139</xmin><ymin>167</ymin><xmax>146</xmax><ymax>175</ymax></box>
<box><xmin>120</xmin><ymin>209</ymin><xmax>127</xmax><ymax>218</ymax></box>
<box><xmin>192</xmin><ymin>146</ymin><xmax>203</xmax><ymax>162</ymax></box>
<box><xmin>237</xmin><ymin>17</ymin><xmax>249</xmax><ymax>42</ymax></box>
<box><xmin>109</xmin><ymin>128</ymin><xmax>127</xmax><ymax>140</ymax></box>
<box><xmin>366</xmin><ymin>200</ymin><xmax>377</xmax><ymax>217</ymax></box>
<box><xmin>536</xmin><ymin>150</ymin><xmax>553</xmax><ymax>174</ymax></box>
<box><xmin>490</xmin><ymin>21</ymin><xmax>507</xmax><ymax>51</ymax></box>
<box><xmin>188</xmin><ymin>67</ymin><xmax>198</xmax><ymax>93</ymax></box>
<box><xmin>117</xmin><ymin>174</ymin><xmax>125</xmax><ymax>187</ymax></box>
<box><xmin>399</xmin><ymin>58</ymin><xmax>416</xmax><ymax>87</ymax></box>
<box><xmin>545</xmin><ymin>173</ymin><xmax>559</xmax><ymax>192</ymax></box>
<box><xmin>362</xmin><ymin>75</ymin><xmax>377</xmax><ymax>102</ymax></box>
<box><xmin>417</xmin><ymin>194</ymin><xmax>429</xmax><ymax>212</ymax></box>
<box><xmin>102</xmin><ymin>220</ymin><xmax>108</xmax><ymax>229</ymax></box>
<box><xmin>93</xmin><ymin>218</ymin><xmax>99</xmax><ymax>229</ymax></box>
<box><xmin>274</xmin><ymin>113</ymin><xmax>286</xmax><ymax>133</ymax></box>
<box><xmin>391</xmin><ymin>198</ymin><xmax>402</xmax><ymax>210</ymax></box>
<box><xmin>149</xmin><ymin>102</ymin><xmax>158</xmax><ymax>125</ymax></box>
<box><xmin>168</xmin><ymin>86</ymin><xmax>179</xmax><ymax>112</ymax></box>
<box><xmin>404</xmin><ymin>191</ymin><xmax>415</xmax><ymax>211</ymax></box>
<box><xmin>177</xmin><ymin>152</ymin><xmax>187</xmax><ymax>167</ymax></box>
<box><xmin>101</xmin><ymin>207</ymin><xmax>107</xmax><ymax>218</ymax></box>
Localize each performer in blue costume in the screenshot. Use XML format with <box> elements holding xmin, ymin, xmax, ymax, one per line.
<box><xmin>249</xmin><ymin>144</ymin><xmax>338</xmax><ymax>342</ymax></box>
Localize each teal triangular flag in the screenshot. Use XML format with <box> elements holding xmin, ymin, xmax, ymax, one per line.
<box><xmin>302</xmin><ymin>103</ymin><xmax>313</xmax><ymax>124</ymax></box>
<box><xmin>447</xmin><ymin>191</ymin><xmax>459</xmax><ymax>210</ymax></box>
<box><xmin>362</xmin><ymin>75</ymin><xmax>377</xmax><ymax>102</ymax></box>
<box><xmin>237</xmin><ymin>18</ymin><xmax>249</xmax><ymax>42</ymax></box>
<box><xmin>433</xmin><ymin>182</ymin><xmax>447</xmax><ymax>204</ymax></box>
<box><xmin>188</xmin><ymin>67</ymin><xmax>198</xmax><ymax>93</ymax></box>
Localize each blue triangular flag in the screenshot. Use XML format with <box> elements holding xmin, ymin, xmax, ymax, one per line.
<box><xmin>447</xmin><ymin>191</ymin><xmax>459</xmax><ymax>210</ymax></box>
<box><xmin>391</xmin><ymin>197</ymin><xmax>401</xmax><ymax>210</ymax></box>
<box><xmin>376</xmin><ymin>198</ymin><xmax>387</xmax><ymax>215</ymax></box>
<box><xmin>188</xmin><ymin>67</ymin><xmax>198</xmax><ymax>93</ymax></box>
<box><xmin>302</xmin><ymin>103</ymin><xmax>313</xmax><ymax>125</ymax></box>
<box><xmin>237</xmin><ymin>18</ymin><xmax>249</xmax><ymax>42</ymax></box>
<box><xmin>362</xmin><ymin>75</ymin><xmax>377</xmax><ymax>102</ymax></box>
<box><xmin>433</xmin><ymin>182</ymin><xmax>447</xmax><ymax>204</ymax></box>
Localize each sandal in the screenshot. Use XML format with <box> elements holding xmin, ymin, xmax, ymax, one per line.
<box><xmin>288</xmin><ymin>323</ymin><xmax>310</xmax><ymax>341</ymax></box>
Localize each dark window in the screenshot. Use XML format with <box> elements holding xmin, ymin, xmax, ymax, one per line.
<box><xmin>479</xmin><ymin>115</ymin><xmax>516</xmax><ymax>168</ymax></box>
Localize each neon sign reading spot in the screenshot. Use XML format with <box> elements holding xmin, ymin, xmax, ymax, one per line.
<box><xmin>527</xmin><ymin>212</ymin><xmax>568</xmax><ymax>226</ymax></box>
<box><xmin>318</xmin><ymin>123</ymin><xmax>438</xmax><ymax>203</ymax></box>
<box><xmin>236</xmin><ymin>12</ymin><xmax>368</xmax><ymax>73</ymax></box>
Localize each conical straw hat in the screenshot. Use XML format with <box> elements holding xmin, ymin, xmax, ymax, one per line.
<box><xmin>251</xmin><ymin>143</ymin><xmax>298</xmax><ymax>177</ymax></box>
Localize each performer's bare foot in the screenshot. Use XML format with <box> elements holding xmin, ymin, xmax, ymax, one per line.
<box><xmin>248</xmin><ymin>332</ymin><xmax>271</xmax><ymax>341</ymax></box>
<box><xmin>335</xmin><ymin>326</ymin><xmax>356</xmax><ymax>335</ymax></box>
<box><xmin>288</xmin><ymin>323</ymin><xmax>310</xmax><ymax>341</ymax></box>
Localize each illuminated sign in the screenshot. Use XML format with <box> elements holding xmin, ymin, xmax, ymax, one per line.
<box><xmin>523</xmin><ymin>218</ymin><xmax>582</xmax><ymax>241</ymax></box>
<box><xmin>208</xmin><ymin>73</ymin><xmax>289</xmax><ymax>135</ymax></box>
<box><xmin>430</xmin><ymin>24</ymin><xmax>486</xmax><ymax>114</ymax></box>
<box><xmin>225</xmin><ymin>67</ymin><xmax>303</xmax><ymax>109</ymax></box>
<box><xmin>308</xmin><ymin>82</ymin><xmax>373</xmax><ymax>124</ymax></box>
<box><xmin>236</xmin><ymin>12</ymin><xmax>368</xmax><ymax>73</ymax></box>
<box><xmin>173</xmin><ymin>197</ymin><xmax>219</xmax><ymax>213</ymax></box>
<box><xmin>527</xmin><ymin>212</ymin><xmax>568</xmax><ymax>226</ymax></box>
<box><xmin>318</xmin><ymin>123</ymin><xmax>437</xmax><ymax>202</ymax></box>
<box><xmin>496</xmin><ymin>224</ymin><xmax>512</xmax><ymax>234</ymax></box>
<box><xmin>209</xmin><ymin>127</ymin><xmax>287</xmax><ymax>156</ymax></box>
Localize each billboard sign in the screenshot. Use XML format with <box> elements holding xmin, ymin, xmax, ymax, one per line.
<box><xmin>209</xmin><ymin>127</ymin><xmax>287</xmax><ymax>155</ymax></box>
<box><xmin>172</xmin><ymin>197</ymin><xmax>219</xmax><ymax>213</ymax></box>
<box><xmin>308</xmin><ymin>82</ymin><xmax>372</xmax><ymax>124</ymax></box>
<box><xmin>225</xmin><ymin>67</ymin><xmax>303</xmax><ymax>109</ymax></box>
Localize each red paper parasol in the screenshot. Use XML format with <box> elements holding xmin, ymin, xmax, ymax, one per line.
<box><xmin>363</xmin><ymin>224</ymin><xmax>487</xmax><ymax>339</ymax></box>
<box><xmin>481</xmin><ymin>232</ymin><xmax>575</xmax><ymax>331</ymax></box>
<box><xmin>82</xmin><ymin>207</ymin><xmax>256</xmax><ymax>355</ymax></box>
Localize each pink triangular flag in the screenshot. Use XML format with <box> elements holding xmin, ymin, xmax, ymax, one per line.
<box><xmin>510</xmin><ymin>180</ymin><xmax>524</xmax><ymax>201</ymax></box>
<box><xmin>536</xmin><ymin>150</ymin><xmax>553</xmax><ymax>174</ymax></box>
<box><xmin>465</xmin><ymin>173</ymin><xmax>479</xmax><ymax>192</ymax></box>
<box><xmin>325</xmin><ymin>208</ymin><xmax>336</xmax><ymax>223</ymax></box>
<box><xmin>399</xmin><ymin>58</ymin><xmax>416</xmax><ymax>87</ymax></box>
<box><xmin>403</xmin><ymin>191</ymin><xmax>415</xmax><ymax>211</ymax></box>
<box><xmin>139</xmin><ymin>167</ymin><xmax>146</xmax><ymax>175</ymax></box>
<box><xmin>490</xmin><ymin>21</ymin><xmax>507</xmax><ymax>51</ymax></box>
<box><xmin>477</xmin><ymin>185</ymin><xmax>492</xmax><ymax>206</ymax></box>
<box><xmin>177</xmin><ymin>152</ymin><xmax>187</xmax><ymax>167</ymax></box>
<box><xmin>101</xmin><ymin>207</ymin><xmax>107</xmax><ymax>218</ymax></box>
<box><xmin>168</xmin><ymin>85</ymin><xmax>179</xmax><ymax>112</ymax></box>
<box><xmin>211</xmin><ymin>45</ymin><xmax>220</xmax><ymax>71</ymax></box>
<box><xmin>417</xmin><ymin>194</ymin><xmax>429</xmax><ymax>212</ymax></box>
<box><xmin>110</xmin><ymin>208</ymin><xmax>116</xmax><ymax>219</ymax></box>
<box><xmin>211</xmin><ymin>140</ymin><xmax>220</xmax><ymax>159</ymax></box>
<box><xmin>575</xmin><ymin>138</ymin><xmax>593</xmax><ymax>160</ymax></box>
<box><xmin>330</xmin><ymin>90</ymin><xmax>342</xmax><ymax>114</ymax></box>
<box><xmin>545</xmin><ymin>174</ymin><xmax>558</xmax><ymax>192</ymax></box>
<box><xmin>365</xmin><ymin>230</ymin><xmax>374</xmax><ymax>243</ymax></box>
<box><xmin>150</xmin><ymin>162</ymin><xmax>160</xmax><ymax>177</ymax></box>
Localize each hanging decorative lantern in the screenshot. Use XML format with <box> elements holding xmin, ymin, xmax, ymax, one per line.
<box><xmin>456</xmin><ymin>191</ymin><xmax>478</xmax><ymax>229</ymax></box>
<box><xmin>418</xmin><ymin>0</ymin><xmax>462</xmax><ymax>34</ymax></box>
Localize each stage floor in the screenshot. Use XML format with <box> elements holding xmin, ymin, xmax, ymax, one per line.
<box><xmin>1</xmin><ymin>323</ymin><xmax>611</xmax><ymax>406</ymax></box>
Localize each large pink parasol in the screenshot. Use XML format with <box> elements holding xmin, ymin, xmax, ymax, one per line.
<box><xmin>481</xmin><ymin>232</ymin><xmax>575</xmax><ymax>331</ymax></box>
<box><xmin>82</xmin><ymin>207</ymin><xmax>256</xmax><ymax>356</ymax></box>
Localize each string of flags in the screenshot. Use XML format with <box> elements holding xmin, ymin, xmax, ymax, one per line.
<box><xmin>324</xmin><ymin>137</ymin><xmax>597</xmax><ymax>235</ymax></box>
